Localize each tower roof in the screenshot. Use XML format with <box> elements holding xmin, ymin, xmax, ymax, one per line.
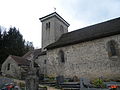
<box><xmin>39</xmin><ymin>12</ymin><xmax>70</xmax><ymax>27</ymax></box>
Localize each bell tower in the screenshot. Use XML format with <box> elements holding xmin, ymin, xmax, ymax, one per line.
<box><xmin>39</xmin><ymin>12</ymin><xmax>70</xmax><ymax>50</ymax></box>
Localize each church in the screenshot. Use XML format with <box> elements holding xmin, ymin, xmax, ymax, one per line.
<box><xmin>35</xmin><ymin>12</ymin><xmax>120</xmax><ymax>80</ymax></box>
<box><xmin>2</xmin><ymin>12</ymin><xmax>120</xmax><ymax>80</ymax></box>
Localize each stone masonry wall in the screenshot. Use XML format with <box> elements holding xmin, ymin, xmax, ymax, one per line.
<box><xmin>47</xmin><ymin>34</ymin><xmax>120</xmax><ymax>80</ymax></box>
<box><xmin>1</xmin><ymin>56</ymin><xmax>21</xmax><ymax>78</ymax></box>
<box><xmin>41</xmin><ymin>16</ymin><xmax>68</xmax><ymax>50</ymax></box>
<box><xmin>35</xmin><ymin>55</ymin><xmax>47</xmax><ymax>75</ymax></box>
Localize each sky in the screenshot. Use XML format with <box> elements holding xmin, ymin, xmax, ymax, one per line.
<box><xmin>0</xmin><ymin>0</ymin><xmax>120</xmax><ymax>48</ymax></box>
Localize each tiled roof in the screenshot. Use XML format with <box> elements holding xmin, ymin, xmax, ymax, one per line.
<box><xmin>46</xmin><ymin>17</ymin><xmax>120</xmax><ymax>49</ymax></box>
<box><xmin>22</xmin><ymin>49</ymin><xmax>42</xmax><ymax>59</ymax></box>
<box><xmin>10</xmin><ymin>55</ymin><xmax>30</xmax><ymax>66</ymax></box>
<box><xmin>22</xmin><ymin>50</ymin><xmax>33</xmax><ymax>58</ymax></box>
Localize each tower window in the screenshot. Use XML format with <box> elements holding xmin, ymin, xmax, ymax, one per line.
<box><xmin>107</xmin><ymin>40</ymin><xmax>118</xmax><ymax>57</ymax></box>
<box><xmin>48</xmin><ymin>22</ymin><xmax>50</xmax><ymax>28</ymax></box>
<box><xmin>46</xmin><ymin>22</ymin><xmax>50</xmax><ymax>30</ymax></box>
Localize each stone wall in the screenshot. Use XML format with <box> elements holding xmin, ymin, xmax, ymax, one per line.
<box><xmin>41</xmin><ymin>16</ymin><xmax>68</xmax><ymax>50</ymax></box>
<box><xmin>1</xmin><ymin>56</ymin><xmax>22</xmax><ymax>78</ymax></box>
<box><xmin>35</xmin><ymin>55</ymin><xmax>48</xmax><ymax>75</ymax></box>
<box><xmin>42</xmin><ymin>17</ymin><xmax>55</xmax><ymax>49</ymax></box>
<box><xmin>46</xmin><ymin>34</ymin><xmax>120</xmax><ymax>80</ymax></box>
<box><xmin>54</xmin><ymin>17</ymin><xmax>68</xmax><ymax>41</ymax></box>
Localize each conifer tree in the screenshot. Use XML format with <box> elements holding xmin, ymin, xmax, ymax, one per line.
<box><xmin>0</xmin><ymin>26</ymin><xmax>34</xmax><ymax>69</ymax></box>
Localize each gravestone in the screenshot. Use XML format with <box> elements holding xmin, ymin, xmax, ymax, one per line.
<box><xmin>56</xmin><ymin>75</ymin><xmax>64</xmax><ymax>85</ymax></box>
<box><xmin>80</xmin><ymin>78</ymin><xmax>92</xmax><ymax>88</ymax></box>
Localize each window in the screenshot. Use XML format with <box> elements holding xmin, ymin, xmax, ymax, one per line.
<box><xmin>44</xmin><ymin>60</ymin><xmax>47</xmax><ymax>64</ymax></box>
<box><xmin>7</xmin><ymin>63</ymin><xmax>10</xmax><ymax>70</ymax></box>
<box><xmin>48</xmin><ymin>22</ymin><xmax>50</xmax><ymax>28</ymax></box>
<box><xmin>46</xmin><ymin>22</ymin><xmax>50</xmax><ymax>30</ymax></box>
<box><xmin>46</xmin><ymin>23</ymin><xmax>48</xmax><ymax>30</ymax></box>
<box><xmin>59</xmin><ymin>50</ymin><xmax>65</xmax><ymax>63</ymax></box>
<box><xmin>107</xmin><ymin>40</ymin><xmax>118</xmax><ymax>57</ymax></box>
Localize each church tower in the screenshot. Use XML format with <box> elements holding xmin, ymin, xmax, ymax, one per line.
<box><xmin>39</xmin><ymin>12</ymin><xmax>70</xmax><ymax>50</ymax></box>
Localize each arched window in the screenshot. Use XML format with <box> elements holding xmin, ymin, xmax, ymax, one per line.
<box><xmin>59</xmin><ymin>50</ymin><xmax>65</xmax><ymax>63</ymax></box>
<box><xmin>48</xmin><ymin>22</ymin><xmax>50</xmax><ymax>28</ymax></box>
<box><xmin>46</xmin><ymin>22</ymin><xmax>50</xmax><ymax>30</ymax></box>
<box><xmin>107</xmin><ymin>40</ymin><xmax>118</xmax><ymax>57</ymax></box>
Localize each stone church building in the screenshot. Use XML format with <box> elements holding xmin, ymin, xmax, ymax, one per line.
<box><xmin>36</xmin><ymin>12</ymin><xmax>120</xmax><ymax>80</ymax></box>
<box><xmin>1</xmin><ymin>12</ymin><xmax>120</xmax><ymax>80</ymax></box>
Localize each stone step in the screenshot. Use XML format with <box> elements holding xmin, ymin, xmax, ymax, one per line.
<box><xmin>63</xmin><ymin>88</ymin><xmax>80</xmax><ymax>90</ymax></box>
<box><xmin>59</xmin><ymin>82</ymin><xmax>80</xmax><ymax>89</ymax></box>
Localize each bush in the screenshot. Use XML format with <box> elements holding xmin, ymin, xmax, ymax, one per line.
<box><xmin>19</xmin><ymin>82</ymin><xmax>25</xmax><ymax>87</ymax></box>
<box><xmin>92</xmin><ymin>78</ymin><xmax>105</xmax><ymax>88</ymax></box>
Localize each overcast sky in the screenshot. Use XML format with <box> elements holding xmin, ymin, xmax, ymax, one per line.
<box><xmin>0</xmin><ymin>0</ymin><xmax>120</xmax><ymax>48</ymax></box>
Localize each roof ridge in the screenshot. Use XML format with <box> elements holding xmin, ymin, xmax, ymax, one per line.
<box><xmin>63</xmin><ymin>17</ymin><xmax>120</xmax><ymax>35</ymax></box>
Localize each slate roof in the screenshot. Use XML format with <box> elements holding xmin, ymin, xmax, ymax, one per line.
<box><xmin>46</xmin><ymin>17</ymin><xmax>120</xmax><ymax>50</ymax></box>
<box><xmin>10</xmin><ymin>55</ymin><xmax>30</xmax><ymax>66</ymax></box>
